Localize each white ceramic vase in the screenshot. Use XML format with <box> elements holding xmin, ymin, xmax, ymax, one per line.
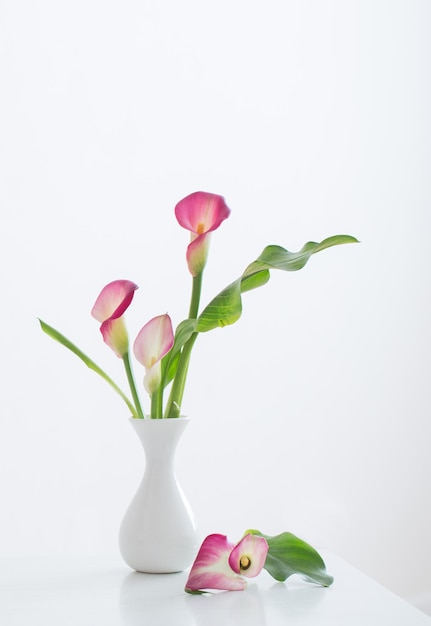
<box><xmin>119</xmin><ymin>417</ymin><xmax>199</xmax><ymax>573</ymax></box>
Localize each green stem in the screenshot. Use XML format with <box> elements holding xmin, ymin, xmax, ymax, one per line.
<box><xmin>151</xmin><ymin>387</ymin><xmax>163</xmax><ymax>419</ymax></box>
<box><xmin>164</xmin><ymin>332</ymin><xmax>198</xmax><ymax>417</ymax></box>
<box><xmin>188</xmin><ymin>272</ymin><xmax>203</xmax><ymax>318</ymax></box>
<box><xmin>123</xmin><ymin>351</ymin><xmax>145</xmax><ymax>419</ymax></box>
<box><xmin>164</xmin><ymin>273</ymin><xmax>203</xmax><ymax>417</ymax></box>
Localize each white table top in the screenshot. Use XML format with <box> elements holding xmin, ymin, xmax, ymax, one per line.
<box><xmin>0</xmin><ymin>554</ymin><xmax>430</xmax><ymax>625</ymax></box>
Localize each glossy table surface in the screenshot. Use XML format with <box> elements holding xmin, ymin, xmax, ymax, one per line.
<box><xmin>0</xmin><ymin>554</ymin><xmax>430</xmax><ymax>626</ymax></box>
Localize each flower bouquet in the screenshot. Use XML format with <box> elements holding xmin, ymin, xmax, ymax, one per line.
<box><xmin>39</xmin><ymin>190</ymin><xmax>357</xmax><ymax>589</ymax></box>
<box><xmin>40</xmin><ymin>191</ymin><xmax>357</xmax><ymax>421</ymax></box>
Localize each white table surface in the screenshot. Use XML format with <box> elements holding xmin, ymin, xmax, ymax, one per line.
<box><xmin>0</xmin><ymin>554</ymin><xmax>430</xmax><ymax>626</ymax></box>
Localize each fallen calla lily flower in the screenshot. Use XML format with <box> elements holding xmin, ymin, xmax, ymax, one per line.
<box><xmin>175</xmin><ymin>191</ymin><xmax>231</xmax><ymax>275</ymax></box>
<box><xmin>228</xmin><ymin>533</ymin><xmax>268</xmax><ymax>578</ymax></box>
<box><xmin>185</xmin><ymin>534</ymin><xmax>246</xmax><ymax>593</ymax></box>
<box><xmin>91</xmin><ymin>280</ymin><xmax>138</xmax><ymax>357</ymax></box>
<box><xmin>133</xmin><ymin>314</ymin><xmax>174</xmax><ymax>394</ymax></box>
<box><xmin>185</xmin><ymin>533</ymin><xmax>268</xmax><ymax>593</ymax></box>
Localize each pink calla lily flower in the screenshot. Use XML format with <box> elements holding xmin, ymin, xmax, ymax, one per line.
<box><xmin>228</xmin><ymin>533</ymin><xmax>269</xmax><ymax>578</ymax></box>
<box><xmin>91</xmin><ymin>280</ymin><xmax>138</xmax><ymax>357</ymax></box>
<box><xmin>185</xmin><ymin>533</ymin><xmax>268</xmax><ymax>593</ymax></box>
<box><xmin>185</xmin><ymin>534</ymin><xmax>246</xmax><ymax>592</ymax></box>
<box><xmin>175</xmin><ymin>191</ymin><xmax>231</xmax><ymax>276</ymax></box>
<box><xmin>133</xmin><ymin>314</ymin><xmax>174</xmax><ymax>395</ymax></box>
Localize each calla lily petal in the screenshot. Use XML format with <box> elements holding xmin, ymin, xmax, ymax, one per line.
<box><xmin>100</xmin><ymin>317</ymin><xmax>129</xmax><ymax>358</ymax></box>
<box><xmin>175</xmin><ymin>191</ymin><xmax>231</xmax><ymax>235</ymax></box>
<box><xmin>134</xmin><ymin>314</ymin><xmax>174</xmax><ymax>369</ymax></box>
<box><xmin>91</xmin><ymin>280</ymin><xmax>138</xmax><ymax>357</ymax></box>
<box><xmin>91</xmin><ymin>280</ymin><xmax>138</xmax><ymax>323</ymax></box>
<box><xmin>185</xmin><ymin>534</ymin><xmax>246</xmax><ymax>593</ymax></box>
<box><xmin>143</xmin><ymin>361</ymin><xmax>163</xmax><ymax>396</ymax></box>
<box><xmin>186</xmin><ymin>232</ymin><xmax>212</xmax><ymax>277</ymax></box>
<box><xmin>133</xmin><ymin>314</ymin><xmax>174</xmax><ymax>394</ymax></box>
<box><xmin>228</xmin><ymin>534</ymin><xmax>269</xmax><ymax>578</ymax></box>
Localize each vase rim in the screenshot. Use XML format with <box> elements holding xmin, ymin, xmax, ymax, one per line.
<box><xmin>128</xmin><ymin>416</ymin><xmax>189</xmax><ymax>421</ymax></box>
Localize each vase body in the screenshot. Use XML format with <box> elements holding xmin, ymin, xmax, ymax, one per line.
<box><xmin>119</xmin><ymin>417</ymin><xmax>199</xmax><ymax>573</ymax></box>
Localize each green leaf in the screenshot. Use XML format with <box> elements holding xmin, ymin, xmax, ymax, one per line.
<box><xmin>161</xmin><ymin>350</ymin><xmax>181</xmax><ymax>387</ymax></box>
<box><xmin>246</xmin><ymin>529</ymin><xmax>334</xmax><ymax>586</ymax></box>
<box><xmin>38</xmin><ymin>319</ymin><xmax>138</xmax><ymax>418</ymax></box>
<box><xmin>242</xmin><ymin>236</ymin><xmax>358</xmax><ymax>276</ymax></box>
<box><xmin>197</xmin><ymin>235</ymin><xmax>358</xmax><ymax>332</ymax></box>
<box><xmin>196</xmin><ymin>279</ymin><xmax>243</xmax><ymax>332</ymax></box>
<box><xmin>240</xmin><ymin>269</ymin><xmax>270</xmax><ymax>293</ymax></box>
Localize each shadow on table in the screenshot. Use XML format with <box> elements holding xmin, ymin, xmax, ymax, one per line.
<box><xmin>119</xmin><ymin>570</ymin><xmax>326</xmax><ymax>626</ymax></box>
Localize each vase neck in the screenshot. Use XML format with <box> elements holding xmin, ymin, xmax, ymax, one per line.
<box><xmin>129</xmin><ymin>418</ymin><xmax>189</xmax><ymax>462</ymax></box>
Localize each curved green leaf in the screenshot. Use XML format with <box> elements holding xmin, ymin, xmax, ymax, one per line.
<box><xmin>246</xmin><ymin>529</ymin><xmax>333</xmax><ymax>586</ymax></box>
<box><xmin>197</xmin><ymin>235</ymin><xmax>358</xmax><ymax>332</ymax></box>
<box><xmin>243</xmin><ymin>236</ymin><xmax>357</xmax><ymax>276</ymax></box>
<box><xmin>38</xmin><ymin>319</ymin><xmax>138</xmax><ymax>418</ymax></box>
<box><xmin>196</xmin><ymin>280</ymin><xmax>243</xmax><ymax>332</ymax></box>
<box><xmin>240</xmin><ymin>269</ymin><xmax>270</xmax><ymax>293</ymax></box>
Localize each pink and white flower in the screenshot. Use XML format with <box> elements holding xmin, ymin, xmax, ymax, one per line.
<box><xmin>133</xmin><ymin>314</ymin><xmax>174</xmax><ymax>394</ymax></box>
<box><xmin>228</xmin><ymin>533</ymin><xmax>269</xmax><ymax>578</ymax></box>
<box><xmin>175</xmin><ymin>191</ymin><xmax>231</xmax><ymax>276</ymax></box>
<box><xmin>185</xmin><ymin>533</ymin><xmax>268</xmax><ymax>593</ymax></box>
<box><xmin>91</xmin><ymin>280</ymin><xmax>138</xmax><ymax>357</ymax></box>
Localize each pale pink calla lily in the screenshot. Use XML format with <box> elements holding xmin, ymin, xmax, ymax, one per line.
<box><xmin>228</xmin><ymin>533</ymin><xmax>269</xmax><ymax>578</ymax></box>
<box><xmin>175</xmin><ymin>191</ymin><xmax>231</xmax><ymax>276</ymax></box>
<box><xmin>185</xmin><ymin>533</ymin><xmax>269</xmax><ymax>593</ymax></box>
<box><xmin>133</xmin><ymin>314</ymin><xmax>174</xmax><ymax>394</ymax></box>
<box><xmin>91</xmin><ymin>280</ymin><xmax>138</xmax><ymax>357</ymax></box>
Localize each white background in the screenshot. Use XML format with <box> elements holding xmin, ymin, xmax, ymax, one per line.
<box><xmin>1</xmin><ymin>0</ymin><xmax>430</xmax><ymax>612</ymax></box>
